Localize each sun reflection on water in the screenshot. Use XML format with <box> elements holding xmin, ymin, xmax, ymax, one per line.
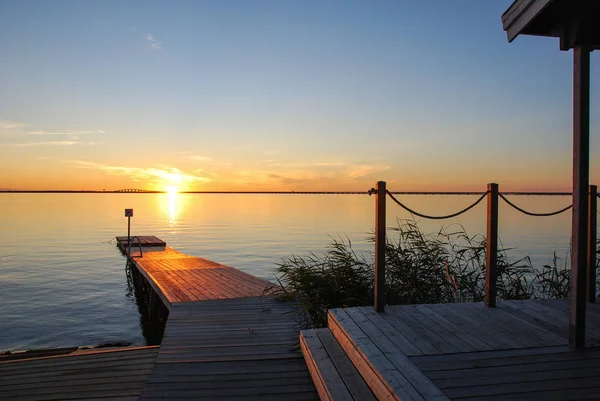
<box><xmin>159</xmin><ymin>186</ymin><xmax>185</xmax><ymax>226</ymax></box>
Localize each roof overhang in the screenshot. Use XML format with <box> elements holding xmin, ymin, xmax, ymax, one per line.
<box><xmin>502</xmin><ymin>0</ymin><xmax>600</xmax><ymax>50</ymax></box>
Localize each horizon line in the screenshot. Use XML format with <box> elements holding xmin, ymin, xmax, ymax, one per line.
<box><xmin>0</xmin><ymin>190</ymin><xmax>574</xmax><ymax>196</ymax></box>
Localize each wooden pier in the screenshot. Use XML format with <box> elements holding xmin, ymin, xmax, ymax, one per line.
<box><xmin>122</xmin><ymin>238</ymin><xmax>318</xmax><ymax>400</ymax></box>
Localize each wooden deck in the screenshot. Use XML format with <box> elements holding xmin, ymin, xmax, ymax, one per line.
<box><xmin>141</xmin><ymin>297</ymin><xmax>317</xmax><ymax>400</ymax></box>
<box><xmin>127</xmin><ymin>245</ymin><xmax>277</xmax><ymax>309</ymax></box>
<box><xmin>325</xmin><ymin>299</ymin><xmax>600</xmax><ymax>400</ymax></box>
<box><xmin>119</xmin><ymin>237</ymin><xmax>319</xmax><ymax>401</ymax></box>
<box><xmin>0</xmin><ymin>346</ymin><xmax>158</xmax><ymax>401</ymax></box>
<box><xmin>116</xmin><ymin>236</ymin><xmax>166</xmax><ymax>249</ymax></box>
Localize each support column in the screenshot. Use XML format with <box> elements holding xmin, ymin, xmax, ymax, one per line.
<box><xmin>375</xmin><ymin>181</ymin><xmax>386</xmax><ymax>313</ymax></box>
<box><xmin>486</xmin><ymin>183</ymin><xmax>499</xmax><ymax>307</ymax></box>
<box><xmin>569</xmin><ymin>46</ymin><xmax>590</xmax><ymax>349</ymax></box>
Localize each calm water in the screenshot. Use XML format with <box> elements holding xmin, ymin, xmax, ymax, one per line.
<box><xmin>0</xmin><ymin>193</ymin><xmax>573</xmax><ymax>351</ymax></box>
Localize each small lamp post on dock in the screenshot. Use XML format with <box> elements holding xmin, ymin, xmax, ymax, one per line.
<box><xmin>125</xmin><ymin>208</ymin><xmax>134</xmax><ymax>245</ymax></box>
<box><xmin>502</xmin><ymin>0</ymin><xmax>600</xmax><ymax>349</ymax></box>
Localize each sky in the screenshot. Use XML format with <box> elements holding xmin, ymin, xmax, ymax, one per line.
<box><xmin>0</xmin><ymin>0</ymin><xmax>598</xmax><ymax>192</ymax></box>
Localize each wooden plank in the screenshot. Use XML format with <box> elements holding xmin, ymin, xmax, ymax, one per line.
<box><xmin>415</xmin><ymin>304</ymin><xmax>494</xmax><ymax>352</ymax></box>
<box><xmin>458</xmin><ymin>387</ymin><xmax>600</xmax><ymax>401</ymax></box>
<box><xmin>416</xmin><ymin>347</ymin><xmax>600</xmax><ymax>372</ymax></box>
<box><xmin>327</xmin><ymin>309</ymin><xmax>409</xmax><ymax>401</ymax></box>
<box><xmin>384</xmin><ymin>306</ymin><xmax>462</xmax><ymax>353</ymax></box>
<box><xmin>356</xmin><ymin>307</ymin><xmax>423</xmax><ymax>356</ymax></box>
<box><xmin>300</xmin><ymin>329</ymin><xmax>354</xmax><ymax>401</ymax></box>
<box><xmin>0</xmin><ymin>347</ymin><xmax>157</xmax><ymax>401</ymax></box>
<box><xmin>459</xmin><ymin>301</ymin><xmax>566</xmax><ymax>346</ymax></box>
<box><xmin>419</xmin><ymin>303</ymin><xmax>513</xmax><ymax>349</ymax></box>
<box><xmin>449</xmin><ymin>303</ymin><xmax>535</xmax><ymax>347</ymax></box>
<box><xmin>433</xmin><ymin>365</ymin><xmax>600</xmax><ymax>389</ymax></box>
<box><xmin>411</xmin><ymin>345</ymin><xmax>570</xmax><ymax>367</ymax></box>
<box><xmin>329</xmin><ymin>308</ymin><xmax>449</xmax><ymax>401</ymax></box>
<box><xmin>497</xmin><ymin>300</ymin><xmax>568</xmax><ymax>340</ymax></box>
<box><xmin>444</xmin><ymin>376</ymin><xmax>600</xmax><ymax>399</ymax></box>
<box><xmin>316</xmin><ymin>328</ymin><xmax>377</xmax><ymax>401</ymax></box>
<box><xmin>362</xmin><ymin>306</ymin><xmax>441</xmax><ymax>355</ymax></box>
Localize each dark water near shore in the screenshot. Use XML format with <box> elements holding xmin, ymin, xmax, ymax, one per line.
<box><xmin>0</xmin><ymin>193</ymin><xmax>573</xmax><ymax>351</ymax></box>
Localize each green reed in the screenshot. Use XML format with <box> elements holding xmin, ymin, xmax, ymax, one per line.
<box><xmin>272</xmin><ymin>218</ymin><xmax>600</xmax><ymax>328</ymax></box>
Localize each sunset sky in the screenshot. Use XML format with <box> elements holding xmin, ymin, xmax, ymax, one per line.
<box><xmin>0</xmin><ymin>1</ymin><xmax>598</xmax><ymax>192</ymax></box>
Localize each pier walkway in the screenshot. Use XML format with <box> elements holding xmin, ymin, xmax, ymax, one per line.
<box><xmin>121</xmin><ymin>238</ymin><xmax>318</xmax><ymax>401</ymax></box>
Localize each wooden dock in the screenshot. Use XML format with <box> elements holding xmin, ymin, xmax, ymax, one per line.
<box><xmin>301</xmin><ymin>299</ymin><xmax>600</xmax><ymax>400</ymax></box>
<box><xmin>0</xmin><ymin>346</ymin><xmax>159</xmax><ymax>401</ymax></box>
<box><xmin>123</xmin><ymin>238</ymin><xmax>318</xmax><ymax>400</ymax></box>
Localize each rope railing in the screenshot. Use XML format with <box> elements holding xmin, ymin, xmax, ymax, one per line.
<box><xmin>371</xmin><ymin>181</ymin><xmax>599</xmax><ymax>314</ymax></box>
<box><xmin>498</xmin><ymin>193</ymin><xmax>572</xmax><ymax>217</ymax></box>
<box><xmin>385</xmin><ymin>190</ymin><xmax>489</xmax><ymax>220</ymax></box>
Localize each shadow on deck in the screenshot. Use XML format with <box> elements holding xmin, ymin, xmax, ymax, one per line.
<box><xmin>302</xmin><ymin>299</ymin><xmax>600</xmax><ymax>400</ymax></box>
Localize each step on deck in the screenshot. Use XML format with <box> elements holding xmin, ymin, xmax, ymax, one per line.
<box><xmin>300</xmin><ymin>328</ymin><xmax>376</xmax><ymax>401</ymax></box>
<box><xmin>328</xmin><ymin>308</ymin><xmax>449</xmax><ymax>401</ymax></box>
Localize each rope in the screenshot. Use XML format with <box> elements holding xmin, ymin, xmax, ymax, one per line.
<box><xmin>499</xmin><ymin>193</ymin><xmax>572</xmax><ymax>217</ymax></box>
<box><xmin>385</xmin><ymin>190</ymin><xmax>489</xmax><ymax>220</ymax></box>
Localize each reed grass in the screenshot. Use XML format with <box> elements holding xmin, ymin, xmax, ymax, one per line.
<box><xmin>273</xmin><ymin>218</ymin><xmax>600</xmax><ymax>328</ymax></box>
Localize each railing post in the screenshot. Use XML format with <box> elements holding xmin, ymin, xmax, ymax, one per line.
<box><xmin>486</xmin><ymin>183</ymin><xmax>499</xmax><ymax>307</ymax></box>
<box><xmin>375</xmin><ymin>181</ymin><xmax>386</xmax><ymax>313</ymax></box>
<box><xmin>588</xmin><ymin>185</ymin><xmax>597</xmax><ymax>303</ymax></box>
<box><xmin>570</xmin><ymin>45</ymin><xmax>590</xmax><ymax>349</ymax></box>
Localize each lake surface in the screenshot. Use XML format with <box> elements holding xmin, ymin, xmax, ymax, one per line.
<box><xmin>0</xmin><ymin>193</ymin><xmax>574</xmax><ymax>352</ymax></box>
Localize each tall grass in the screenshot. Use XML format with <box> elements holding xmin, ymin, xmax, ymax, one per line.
<box><xmin>273</xmin><ymin>218</ymin><xmax>599</xmax><ymax>328</ymax></box>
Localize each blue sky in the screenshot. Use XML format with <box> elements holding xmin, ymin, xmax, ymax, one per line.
<box><xmin>0</xmin><ymin>1</ymin><xmax>597</xmax><ymax>191</ymax></box>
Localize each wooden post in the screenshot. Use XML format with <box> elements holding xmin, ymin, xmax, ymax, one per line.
<box><xmin>125</xmin><ymin>209</ymin><xmax>133</xmax><ymax>245</ymax></box>
<box><xmin>486</xmin><ymin>183</ymin><xmax>499</xmax><ymax>307</ymax></box>
<box><xmin>375</xmin><ymin>181</ymin><xmax>386</xmax><ymax>313</ymax></box>
<box><xmin>570</xmin><ymin>45</ymin><xmax>590</xmax><ymax>349</ymax></box>
<box><xmin>588</xmin><ymin>185</ymin><xmax>597</xmax><ymax>303</ymax></box>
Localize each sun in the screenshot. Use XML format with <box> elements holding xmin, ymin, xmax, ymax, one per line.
<box><xmin>166</xmin><ymin>185</ymin><xmax>178</xmax><ymax>195</ymax></box>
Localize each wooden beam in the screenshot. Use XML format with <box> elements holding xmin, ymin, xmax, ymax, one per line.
<box><xmin>502</xmin><ymin>0</ymin><xmax>553</xmax><ymax>42</ymax></box>
<box><xmin>569</xmin><ymin>45</ymin><xmax>590</xmax><ymax>349</ymax></box>
<box><xmin>588</xmin><ymin>185</ymin><xmax>597</xmax><ymax>303</ymax></box>
<box><xmin>486</xmin><ymin>183</ymin><xmax>499</xmax><ymax>307</ymax></box>
<box><xmin>375</xmin><ymin>181</ymin><xmax>386</xmax><ymax>313</ymax></box>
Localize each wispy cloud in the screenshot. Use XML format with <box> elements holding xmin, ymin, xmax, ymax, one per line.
<box><xmin>65</xmin><ymin>161</ymin><xmax>209</xmax><ymax>185</ymax></box>
<box><xmin>347</xmin><ymin>164</ymin><xmax>391</xmax><ymax>178</ymax></box>
<box><xmin>0</xmin><ymin>120</ymin><xmax>25</xmax><ymax>130</ymax></box>
<box><xmin>13</xmin><ymin>141</ymin><xmax>78</xmax><ymax>147</ymax></box>
<box><xmin>190</xmin><ymin>155</ymin><xmax>213</xmax><ymax>162</ymax></box>
<box><xmin>261</xmin><ymin>159</ymin><xmax>347</xmax><ymax>169</ymax></box>
<box><xmin>27</xmin><ymin>130</ymin><xmax>95</xmax><ymax>136</ymax></box>
<box><xmin>146</xmin><ymin>33</ymin><xmax>162</xmax><ymax>50</ymax></box>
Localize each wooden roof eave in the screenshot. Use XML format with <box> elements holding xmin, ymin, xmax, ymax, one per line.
<box><xmin>502</xmin><ymin>0</ymin><xmax>554</xmax><ymax>43</ymax></box>
<box><xmin>502</xmin><ymin>0</ymin><xmax>600</xmax><ymax>50</ymax></box>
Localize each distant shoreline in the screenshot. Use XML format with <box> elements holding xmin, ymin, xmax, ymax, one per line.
<box><xmin>0</xmin><ymin>190</ymin><xmax>573</xmax><ymax>196</ymax></box>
